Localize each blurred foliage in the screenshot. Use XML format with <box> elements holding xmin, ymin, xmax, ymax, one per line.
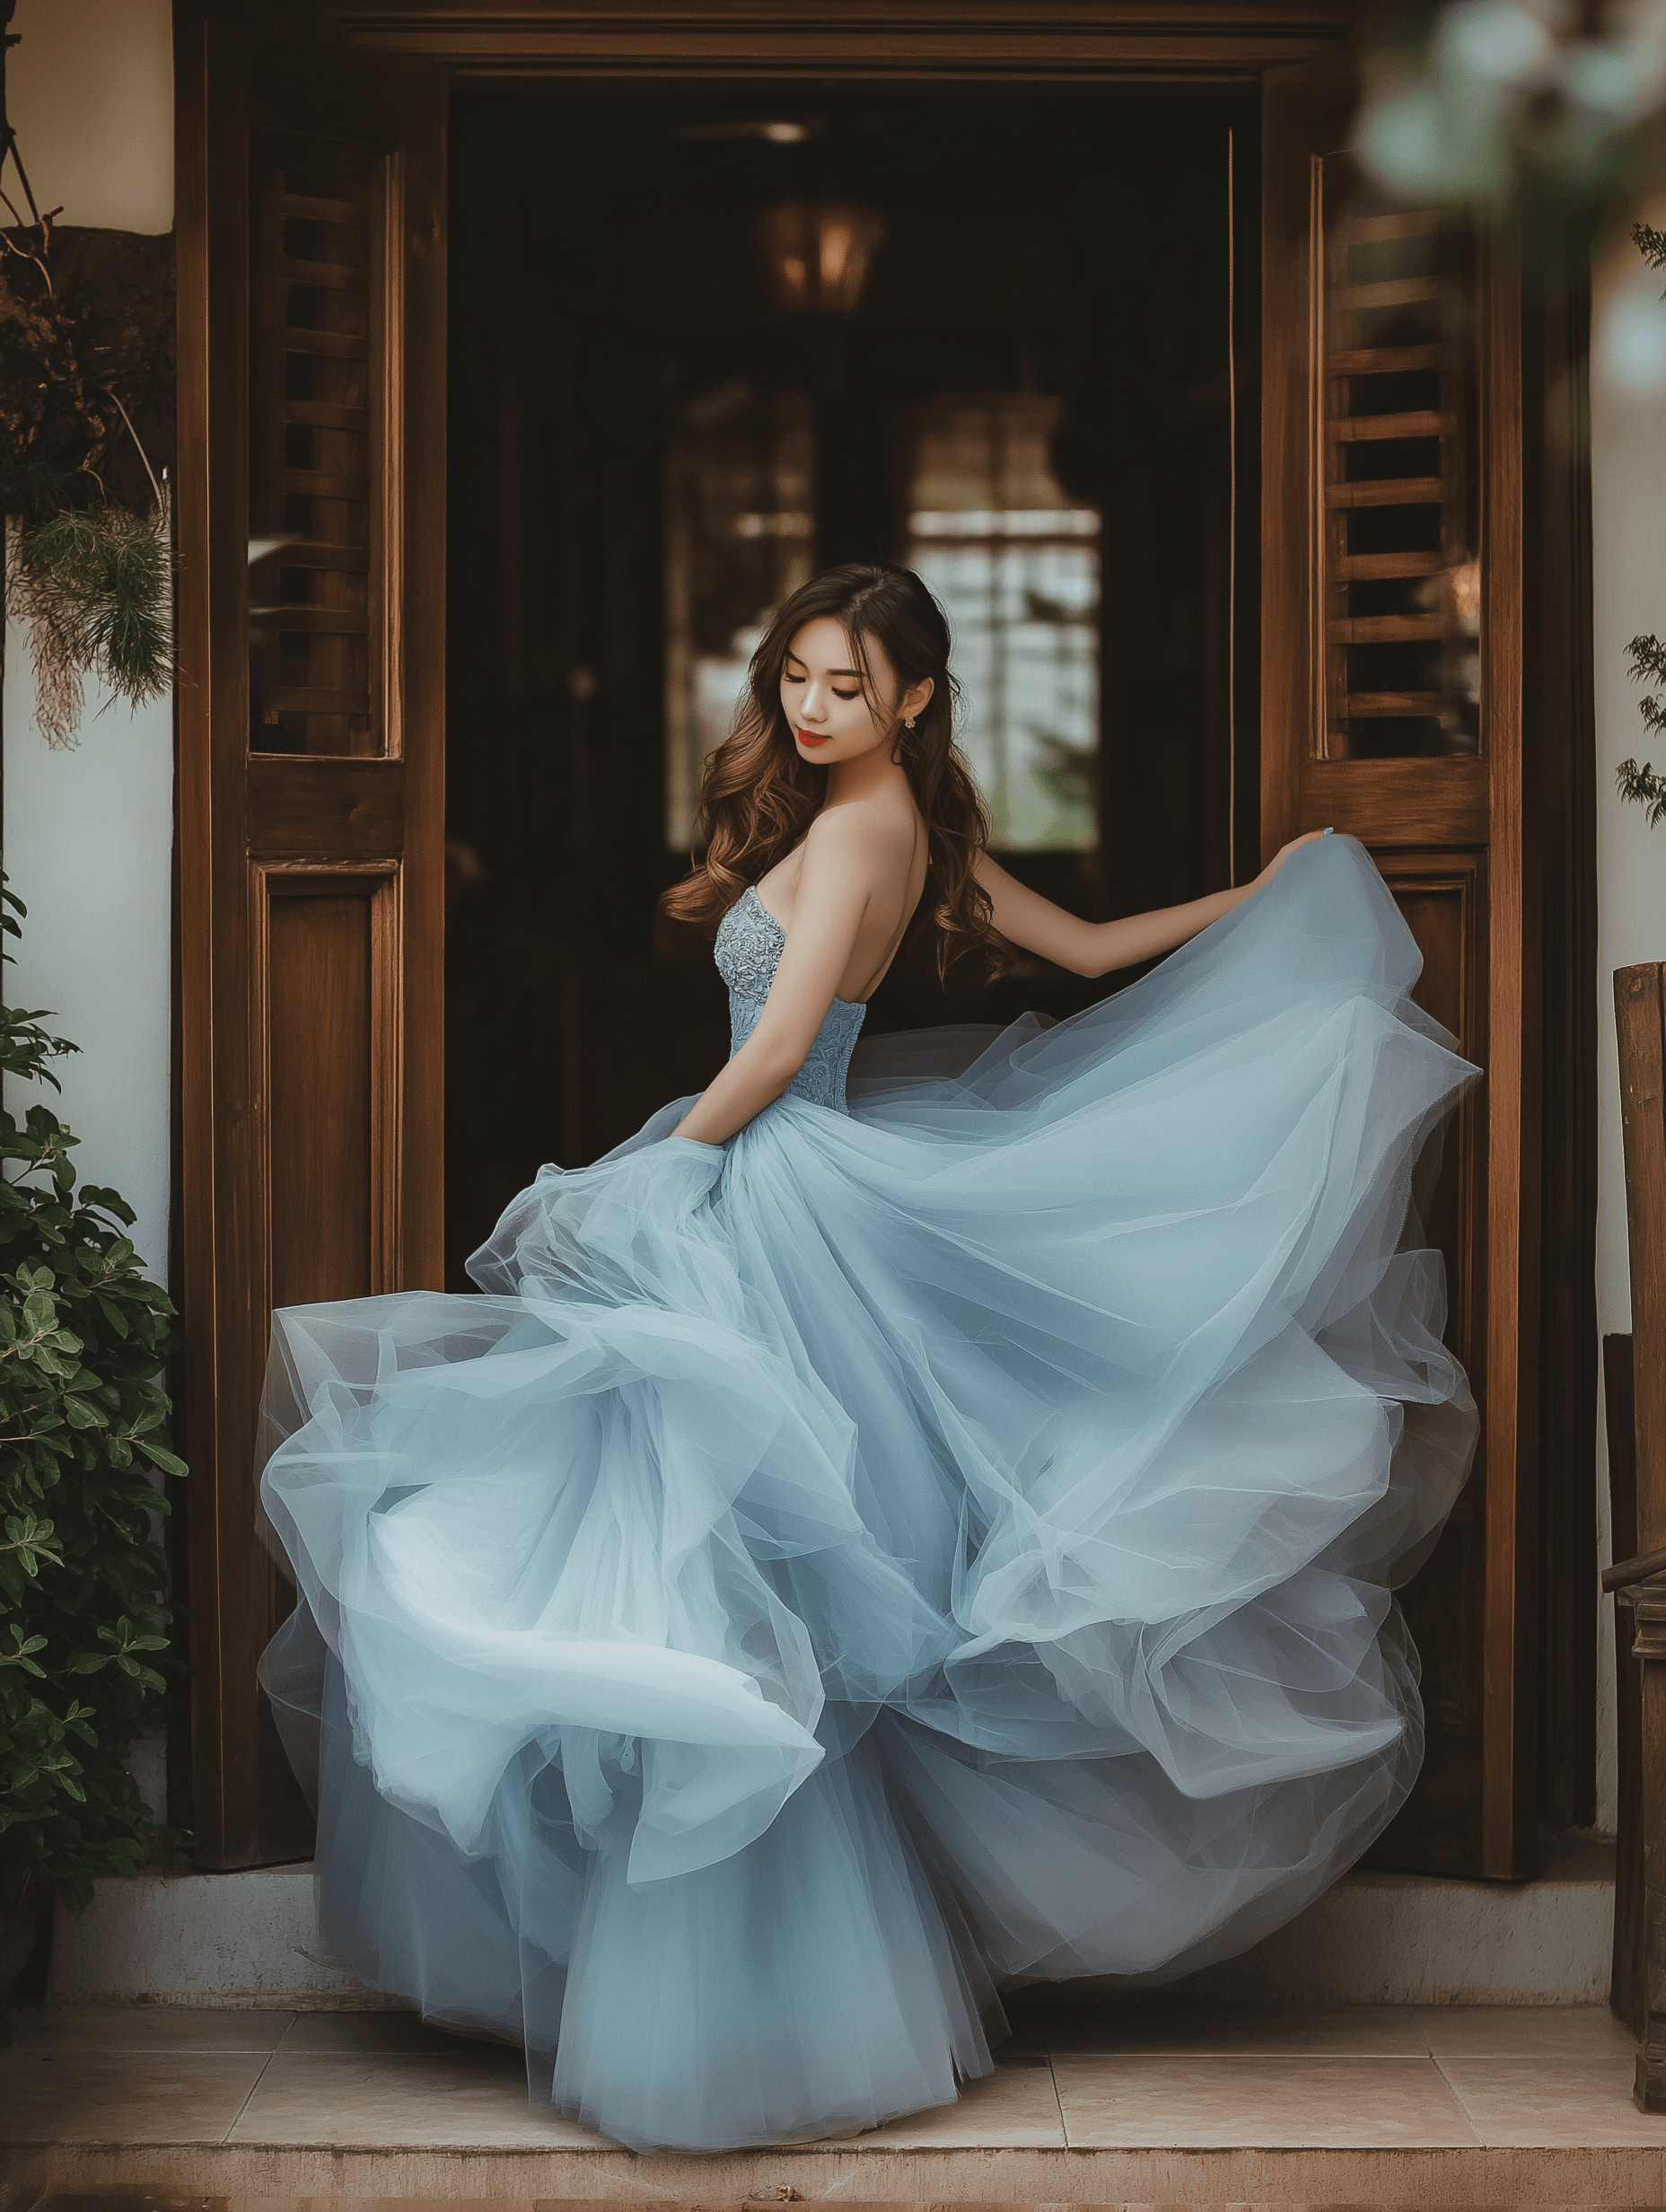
<box><xmin>1619</xmin><ymin>628</ymin><xmax>1666</xmax><ymax>823</ymax></box>
<box><xmin>1615</xmin><ymin>225</ymin><xmax>1666</xmax><ymax>831</ymax></box>
<box><xmin>1356</xmin><ymin>0</ymin><xmax>1666</xmax><ymax>265</ymax></box>
<box><xmin>0</xmin><ymin>873</ymin><xmax>187</xmax><ymax>1911</ymax></box>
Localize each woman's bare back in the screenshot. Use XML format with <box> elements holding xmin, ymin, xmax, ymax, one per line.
<box><xmin>753</xmin><ymin>793</ymin><xmax>927</xmax><ymax>1005</ymax></box>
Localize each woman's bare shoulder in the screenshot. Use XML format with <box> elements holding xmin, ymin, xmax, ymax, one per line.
<box><xmin>805</xmin><ymin>792</ymin><xmax>919</xmax><ymax>870</ymax></box>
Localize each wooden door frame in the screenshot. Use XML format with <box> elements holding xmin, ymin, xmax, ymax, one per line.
<box><xmin>1257</xmin><ymin>68</ymin><xmax>1598</xmax><ymax>1865</ymax></box>
<box><xmin>175</xmin><ymin>0</ymin><xmax>447</xmax><ymax>1863</ymax></box>
<box><xmin>172</xmin><ymin>0</ymin><xmax>1595</xmax><ymax>1864</ymax></box>
<box><xmin>333</xmin><ymin>0</ymin><xmax>1357</xmax><ymax>79</ymax></box>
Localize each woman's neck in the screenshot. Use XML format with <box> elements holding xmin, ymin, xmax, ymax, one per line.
<box><xmin>822</xmin><ymin>742</ymin><xmax>911</xmax><ymax>810</ymax></box>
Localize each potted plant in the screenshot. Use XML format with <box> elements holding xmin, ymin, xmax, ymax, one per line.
<box><xmin>0</xmin><ymin>873</ymin><xmax>184</xmax><ymax>2031</ymax></box>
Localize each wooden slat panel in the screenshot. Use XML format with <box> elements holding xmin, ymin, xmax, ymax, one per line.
<box><xmin>1336</xmin><ymin>208</ymin><xmax>1443</xmax><ymax>242</ymax></box>
<box><xmin>1332</xmin><ymin>410</ymin><xmax>1451</xmax><ymax>441</ymax></box>
<box><xmin>279</xmin><ymin>468</ymin><xmax>373</xmax><ymax>499</ymax></box>
<box><xmin>248</xmin><ymin>756</ymin><xmax>406</xmax><ymax>858</ymax></box>
<box><xmin>1325</xmin><ymin>475</ymin><xmax>1443</xmax><ymax>509</ymax></box>
<box><xmin>1300</xmin><ymin>758</ymin><xmax>1487</xmax><ymax>845</ymax></box>
<box><xmin>1329</xmin><ymin>343</ymin><xmax>1443</xmax><ymax>373</ymax></box>
<box><xmin>1336</xmin><ymin>550</ymin><xmax>1446</xmax><ymax>581</ymax></box>
<box><xmin>268</xmin><ymin>684</ymin><xmax>373</xmax><ymax>713</ymax></box>
<box><xmin>1344</xmin><ymin>687</ymin><xmax>1451</xmax><ymax>712</ymax></box>
<box><xmin>1328</xmin><ymin>616</ymin><xmax>1448</xmax><ymax>644</ymax></box>
<box><xmin>282</xmin><ymin>399</ymin><xmax>370</xmax><ymax>430</ymax></box>
<box><xmin>250</xmin><ymin>609</ymin><xmax>370</xmax><ymax>633</ymax></box>
<box><xmin>276</xmin><ymin>253</ymin><xmax>367</xmax><ymax>287</ymax></box>
<box><xmin>255</xmin><ymin>540</ymin><xmax>371</xmax><ymax>571</ymax></box>
<box><xmin>277</xmin><ymin>326</ymin><xmax>370</xmax><ymax>359</ymax></box>
<box><xmin>276</xmin><ymin>187</ymin><xmax>365</xmax><ymax>224</ymax></box>
<box><xmin>1335</xmin><ymin>276</ymin><xmax>1442</xmax><ymax>310</ymax></box>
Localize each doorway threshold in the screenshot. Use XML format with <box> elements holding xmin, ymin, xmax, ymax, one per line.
<box><xmin>41</xmin><ymin>1838</ymin><xmax>1617</xmax><ymax>2011</ymax></box>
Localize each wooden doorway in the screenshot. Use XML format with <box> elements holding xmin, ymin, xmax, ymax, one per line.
<box><xmin>175</xmin><ymin>0</ymin><xmax>1591</xmax><ymax>1883</ymax></box>
<box><xmin>442</xmin><ymin>85</ymin><xmax>1253</xmax><ymax>1279</ymax></box>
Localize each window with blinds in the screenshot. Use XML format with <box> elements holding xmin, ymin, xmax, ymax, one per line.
<box><xmin>1320</xmin><ymin>159</ymin><xmax>1480</xmax><ymax>761</ymax></box>
<box><xmin>663</xmin><ymin>387</ymin><xmax>815</xmax><ymax>849</ymax></box>
<box><xmin>904</xmin><ymin>394</ymin><xmax>1099</xmax><ymax>851</ymax></box>
<box><xmin>249</xmin><ymin>136</ymin><xmax>380</xmax><ymax>756</ymax></box>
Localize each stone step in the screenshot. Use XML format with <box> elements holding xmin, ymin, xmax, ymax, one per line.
<box><xmin>44</xmin><ymin>1835</ymin><xmax>1618</xmax><ymax>2009</ymax></box>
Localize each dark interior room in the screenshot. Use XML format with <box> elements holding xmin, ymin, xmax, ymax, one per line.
<box><xmin>443</xmin><ymin>89</ymin><xmax>1257</xmax><ymax>1285</ymax></box>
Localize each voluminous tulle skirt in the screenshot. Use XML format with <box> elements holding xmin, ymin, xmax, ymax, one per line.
<box><xmin>257</xmin><ymin>834</ymin><xmax>1477</xmax><ymax>2151</ymax></box>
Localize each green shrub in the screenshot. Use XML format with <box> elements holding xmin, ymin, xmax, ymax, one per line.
<box><xmin>0</xmin><ymin>874</ymin><xmax>185</xmax><ymax>1910</ymax></box>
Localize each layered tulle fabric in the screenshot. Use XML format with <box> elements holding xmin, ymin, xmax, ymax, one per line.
<box><xmin>257</xmin><ymin>833</ymin><xmax>1477</xmax><ymax>2151</ymax></box>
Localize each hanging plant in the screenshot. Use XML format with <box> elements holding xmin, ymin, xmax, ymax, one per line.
<box><xmin>5</xmin><ymin>441</ymin><xmax>172</xmax><ymax>750</ymax></box>
<box><xmin>0</xmin><ymin>4</ymin><xmax>174</xmax><ymax>749</ymax></box>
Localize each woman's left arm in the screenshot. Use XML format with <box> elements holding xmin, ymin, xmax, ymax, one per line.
<box><xmin>973</xmin><ymin>831</ymin><xmax>1329</xmax><ymax>980</ymax></box>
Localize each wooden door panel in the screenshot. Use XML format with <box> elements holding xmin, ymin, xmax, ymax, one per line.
<box><xmin>1263</xmin><ymin>58</ymin><xmax>1535</xmax><ymax>1875</ymax></box>
<box><xmin>269</xmin><ymin>892</ymin><xmax>374</xmax><ymax>1307</ymax></box>
<box><xmin>249</xmin><ymin>758</ymin><xmax>408</xmax><ymax>859</ymax></box>
<box><xmin>262</xmin><ymin>871</ymin><xmax>403</xmax><ymax>1310</ymax></box>
<box><xmin>1385</xmin><ymin>853</ymin><xmax>1487</xmax><ymax>1374</ymax></box>
<box><xmin>177</xmin><ymin>0</ymin><xmax>444</xmax><ymax>1867</ymax></box>
<box><xmin>1302</xmin><ymin>758</ymin><xmax>1487</xmax><ymax>845</ymax></box>
<box><xmin>1376</xmin><ymin>853</ymin><xmax>1489</xmax><ymax>1868</ymax></box>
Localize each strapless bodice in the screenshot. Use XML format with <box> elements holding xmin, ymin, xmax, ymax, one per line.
<box><xmin>714</xmin><ymin>884</ymin><xmax>867</xmax><ymax>1113</ymax></box>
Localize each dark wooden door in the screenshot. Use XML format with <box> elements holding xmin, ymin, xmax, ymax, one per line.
<box><xmin>1261</xmin><ymin>59</ymin><xmax>1535</xmax><ymax>1876</ymax></box>
<box><xmin>175</xmin><ymin>0</ymin><xmax>446</xmax><ymax>1867</ymax></box>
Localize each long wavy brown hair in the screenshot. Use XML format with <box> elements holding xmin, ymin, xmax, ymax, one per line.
<box><xmin>661</xmin><ymin>564</ymin><xmax>998</xmax><ymax>981</ymax></box>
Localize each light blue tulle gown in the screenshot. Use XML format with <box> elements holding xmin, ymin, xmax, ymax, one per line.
<box><xmin>257</xmin><ymin>832</ymin><xmax>1477</xmax><ymax>2151</ymax></box>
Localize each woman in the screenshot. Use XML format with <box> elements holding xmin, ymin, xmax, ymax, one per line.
<box><xmin>257</xmin><ymin>563</ymin><xmax>1477</xmax><ymax>2154</ymax></box>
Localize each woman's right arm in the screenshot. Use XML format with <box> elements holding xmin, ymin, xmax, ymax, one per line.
<box><xmin>973</xmin><ymin>833</ymin><xmax>1328</xmax><ymax>980</ymax></box>
<box><xmin>669</xmin><ymin>812</ymin><xmax>877</xmax><ymax>1147</ymax></box>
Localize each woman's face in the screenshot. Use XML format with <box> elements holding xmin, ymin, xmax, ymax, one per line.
<box><xmin>779</xmin><ymin>617</ymin><xmax>930</xmax><ymax>767</ymax></box>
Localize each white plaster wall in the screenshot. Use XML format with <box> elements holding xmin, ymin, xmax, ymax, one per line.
<box><xmin>1591</xmin><ymin>194</ymin><xmax>1666</xmax><ymax>1833</ymax></box>
<box><xmin>1</xmin><ymin>630</ymin><xmax>173</xmax><ymax>1286</ymax></box>
<box><xmin>0</xmin><ymin>0</ymin><xmax>176</xmax><ymax>1286</ymax></box>
<box><xmin>7</xmin><ymin>0</ymin><xmax>173</xmax><ymax>235</ymax></box>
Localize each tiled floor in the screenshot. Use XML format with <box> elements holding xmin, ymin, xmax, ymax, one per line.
<box><xmin>0</xmin><ymin>1999</ymin><xmax>1661</xmax><ymax>2204</ymax></box>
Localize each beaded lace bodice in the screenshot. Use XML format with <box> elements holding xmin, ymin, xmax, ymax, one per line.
<box><xmin>715</xmin><ymin>886</ymin><xmax>867</xmax><ymax>1114</ymax></box>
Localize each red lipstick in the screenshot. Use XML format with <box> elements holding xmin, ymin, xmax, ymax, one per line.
<box><xmin>796</xmin><ymin>729</ymin><xmax>830</xmax><ymax>747</ymax></box>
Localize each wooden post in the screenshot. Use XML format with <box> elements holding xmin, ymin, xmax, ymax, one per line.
<box><xmin>1608</xmin><ymin>1333</ymin><xmax>1644</xmax><ymax>2033</ymax></box>
<box><xmin>1613</xmin><ymin>964</ymin><xmax>1666</xmax><ymax>2103</ymax></box>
